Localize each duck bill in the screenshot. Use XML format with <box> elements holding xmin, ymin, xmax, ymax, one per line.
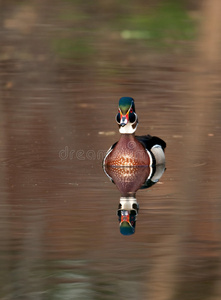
<box><xmin>120</xmin><ymin>213</ymin><xmax>130</xmax><ymax>223</ymax></box>
<box><xmin>120</xmin><ymin>112</ymin><xmax>129</xmax><ymax>127</ymax></box>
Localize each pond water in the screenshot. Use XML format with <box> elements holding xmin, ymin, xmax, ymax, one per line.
<box><xmin>1</xmin><ymin>1</ymin><xmax>221</xmax><ymax>300</ymax></box>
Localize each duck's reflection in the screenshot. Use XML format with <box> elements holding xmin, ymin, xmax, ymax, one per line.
<box><xmin>104</xmin><ymin>164</ymin><xmax>165</xmax><ymax>235</ymax></box>
<box><xmin>117</xmin><ymin>195</ymin><xmax>138</xmax><ymax>235</ymax></box>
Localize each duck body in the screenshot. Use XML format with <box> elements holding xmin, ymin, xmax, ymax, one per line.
<box><xmin>103</xmin><ymin>133</ymin><xmax>166</xmax><ymax>166</ymax></box>
<box><xmin>104</xmin><ymin>134</ymin><xmax>150</xmax><ymax>166</ymax></box>
<box><xmin>103</xmin><ymin>97</ymin><xmax>166</xmax><ymax>167</ymax></box>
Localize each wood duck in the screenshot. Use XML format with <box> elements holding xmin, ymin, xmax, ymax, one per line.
<box><xmin>103</xmin><ymin>97</ymin><xmax>166</xmax><ymax>167</ymax></box>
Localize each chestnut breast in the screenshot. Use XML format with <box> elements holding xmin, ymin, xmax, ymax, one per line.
<box><xmin>105</xmin><ymin>134</ymin><xmax>150</xmax><ymax>166</ymax></box>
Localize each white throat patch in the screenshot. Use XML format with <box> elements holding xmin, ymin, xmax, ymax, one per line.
<box><xmin>119</xmin><ymin>122</ymin><xmax>138</xmax><ymax>134</ymax></box>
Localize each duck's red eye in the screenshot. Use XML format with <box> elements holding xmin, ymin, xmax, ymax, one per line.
<box><xmin>130</xmin><ymin>108</ymin><xmax>133</xmax><ymax>113</ymax></box>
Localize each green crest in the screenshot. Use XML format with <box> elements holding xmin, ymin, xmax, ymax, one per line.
<box><xmin>119</xmin><ymin>97</ymin><xmax>135</xmax><ymax>114</ymax></box>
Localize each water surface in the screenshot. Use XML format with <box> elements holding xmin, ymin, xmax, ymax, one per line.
<box><xmin>1</xmin><ymin>1</ymin><xmax>221</xmax><ymax>299</ymax></box>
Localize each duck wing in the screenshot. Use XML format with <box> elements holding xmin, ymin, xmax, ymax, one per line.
<box><xmin>135</xmin><ymin>134</ymin><xmax>166</xmax><ymax>151</ymax></box>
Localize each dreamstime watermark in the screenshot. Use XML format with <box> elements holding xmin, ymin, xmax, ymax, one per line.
<box><xmin>59</xmin><ymin>146</ymin><xmax>107</xmax><ymax>161</ymax></box>
<box><xmin>59</xmin><ymin>141</ymin><xmax>148</xmax><ymax>161</ymax></box>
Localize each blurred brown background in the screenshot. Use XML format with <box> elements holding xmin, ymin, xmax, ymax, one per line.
<box><xmin>0</xmin><ymin>0</ymin><xmax>221</xmax><ymax>299</ymax></box>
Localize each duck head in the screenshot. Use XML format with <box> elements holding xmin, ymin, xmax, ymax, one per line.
<box><xmin>116</xmin><ymin>97</ymin><xmax>138</xmax><ymax>134</ymax></box>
